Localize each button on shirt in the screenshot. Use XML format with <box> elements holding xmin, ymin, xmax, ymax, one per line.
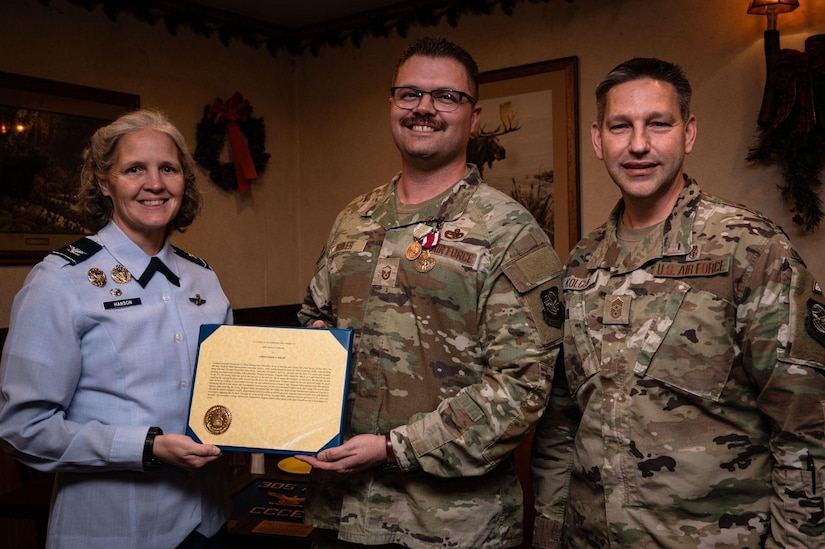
<box><xmin>0</xmin><ymin>222</ymin><xmax>233</xmax><ymax>549</ymax></box>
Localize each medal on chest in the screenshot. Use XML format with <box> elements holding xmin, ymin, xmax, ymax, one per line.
<box><xmin>406</xmin><ymin>222</ymin><xmax>441</xmax><ymax>273</ymax></box>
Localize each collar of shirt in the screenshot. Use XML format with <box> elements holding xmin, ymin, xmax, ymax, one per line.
<box><xmin>587</xmin><ymin>175</ymin><xmax>700</xmax><ymax>274</ymax></box>
<box><xmin>362</xmin><ymin>164</ymin><xmax>482</xmax><ymax>230</ymax></box>
<box><xmin>95</xmin><ymin>222</ymin><xmax>179</xmax><ymax>285</ymax></box>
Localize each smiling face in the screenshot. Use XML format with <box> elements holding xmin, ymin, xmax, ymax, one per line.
<box><xmin>98</xmin><ymin>128</ymin><xmax>184</xmax><ymax>255</ymax></box>
<box><xmin>592</xmin><ymin>77</ymin><xmax>697</xmax><ymax>227</ymax></box>
<box><xmin>389</xmin><ymin>55</ymin><xmax>481</xmax><ymax>172</ymax></box>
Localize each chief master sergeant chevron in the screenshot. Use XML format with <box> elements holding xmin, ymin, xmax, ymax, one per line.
<box><xmin>530</xmin><ymin>57</ymin><xmax>825</xmax><ymax>548</ymax></box>
<box><xmin>294</xmin><ymin>37</ymin><xmax>564</xmax><ymax>549</ymax></box>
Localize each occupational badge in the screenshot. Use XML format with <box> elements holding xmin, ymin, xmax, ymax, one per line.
<box><xmin>111</xmin><ymin>264</ymin><xmax>132</xmax><ymax>284</ymax></box>
<box><xmin>189</xmin><ymin>294</ymin><xmax>206</xmax><ymax>306</ymax></box>
<box><xmin>87</xmin><ymin>267</ymin><xmax>106</xmax><ymax>287</ymax></box>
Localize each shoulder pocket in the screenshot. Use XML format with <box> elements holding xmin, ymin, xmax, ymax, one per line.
<box><xmin>502</xmin><ymin>241</ymin><xmax>563</xmax><ymax>347</ymax></box>
<box><xmin>784</xmin><ymin>261</ymin><xmax>825</xmax><ymax>370</ymax></box>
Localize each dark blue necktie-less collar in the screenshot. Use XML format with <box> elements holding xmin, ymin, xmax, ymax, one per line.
<box><xmin>136</xmin><ymin>256</ymin><xmax>180</xmax><ymax>288</ymax></box>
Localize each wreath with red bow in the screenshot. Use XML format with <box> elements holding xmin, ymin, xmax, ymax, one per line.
<box><xmin>194</xmin><ymin>92</ymin><xmax>270</xmax><ymax>194</ymax></box>
<box><xmin>747</xmin><ymin>34</ymin><xmax>825</xmax><ymax>232</ymax></box>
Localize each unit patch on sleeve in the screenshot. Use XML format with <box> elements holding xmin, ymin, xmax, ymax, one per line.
<box><xmin>540</xmin><ymin>286</ymin><xmax>563</xmax><ymax>329</ymax></box>
<box><xmin>806</xmin><ymin>298</ymin><xmax>825</xmax><ymax>349</ymax></box>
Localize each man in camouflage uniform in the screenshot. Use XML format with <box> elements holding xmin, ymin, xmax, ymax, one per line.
<box><xmin>295</xmin><ymin>37</ymin><xmax>564</xmax><ymax>549</ymax></box>
<box><xmin>531</xmin><ymin>57</ymin><xmax>825</xmax><ymax>548</ymax></box>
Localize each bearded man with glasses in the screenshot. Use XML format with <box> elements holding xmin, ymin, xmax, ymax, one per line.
<box><xmin>295</xmin><ymin>37</ymin><xmax>564</xmax><ymax>549</ymax></box>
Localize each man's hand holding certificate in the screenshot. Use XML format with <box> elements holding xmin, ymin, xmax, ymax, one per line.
<box><xmin>187</xmin><ymin>325</ymin><xmax>352</xmax><ymax>454</ymax></box>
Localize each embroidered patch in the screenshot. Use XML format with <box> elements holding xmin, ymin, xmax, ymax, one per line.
<box><xmin>103</xmin><ymin>297</ymin><xmax>142</xmax><ymax>310</ymax></box>
<box><xmin>806</xmin><ymin>299</ymin><xmax>825</xmax><ymax>348</ymax></box>
<box><xmin>332</xmin><ymin>240</ymin><xmax>367</xmax><ymax>254</ymax></box>
<box><xmin>654</xmin><ymin>256</ymin><xmax>731</xmax><ymax>278</ymax></box>
<box><xmin>686</xmin><ymin>244</ymin><xmax>701</xmax><ymax>261</ymax></box>
<box><xmin>564</xmin><ymin>274</ymin><xmax>596</xmax><ymax>291</ymax></box>
<box><xmin>603</xmin><ymin>294</ymin><xmax>631</xmax><ymax>325</ymax></box>
<box><xmin>430</xmin><ymin>244</ymin><xmax>479</xmax><ymax>268</ymax></box>
<box><xmin>540</xmin><ymin>286</ymin><xmax>563</xmax><ymax>328</ymax></box>
<box><xmin>372</xmin><ymin>258</ymin><xmax>399</xmax><ymax>287</ymax></box>
<box><xmin>442</xmin><ymin>227</ymin><xmax>466</xmax><ymax>240</ymax></box>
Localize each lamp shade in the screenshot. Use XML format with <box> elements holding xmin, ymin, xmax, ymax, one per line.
<box><xmin>747</xmin><ymin>0</ymin><xmax>800</xmax><ymax>15</ymax></box>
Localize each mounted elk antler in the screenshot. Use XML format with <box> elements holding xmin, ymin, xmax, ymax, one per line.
<box><xmin>466</xmin><ymin>101</ymin><xmax>521</xmax><ymax>175</ymax></box>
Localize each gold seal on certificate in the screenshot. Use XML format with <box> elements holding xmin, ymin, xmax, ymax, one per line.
<box><xmin>187</xmin><ymin>325</ymin><xmax>353</xmax><ymax>454</ymax></box>
<box><xmin>204</xmin><ymin>405</ymin><xmax>232</xmax><ymax>434</ymax></box>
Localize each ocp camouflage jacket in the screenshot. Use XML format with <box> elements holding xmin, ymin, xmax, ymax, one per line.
<box><xmin>300</xmin><ymin>165</ymin><xmax>563</xmax><ymax>548</ymax></box>
<box><xmin>532</xmin><ymin>176</ymin><xmax>825</xmax><ymax>548</ymax></box>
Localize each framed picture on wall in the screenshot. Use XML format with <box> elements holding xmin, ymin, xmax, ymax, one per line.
<box><xmin>469</xmin><ymin>56</ymin><xmax>580</xmax><ymax>256</ymax></box>
<box><xmin>0</xmin><ymin>71</ymin><xmax>140</xmax><ymax>266</ymax></box>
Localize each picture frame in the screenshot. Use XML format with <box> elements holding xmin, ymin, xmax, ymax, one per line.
<box><xmin>0</xmin><ymin>71</ymin><xmax>140</xmax><ymax>266</ymax></box>
<box><xmin>470</xmin><ymin>57</ymin><xmax>580</xmax><ymax>256</ymax></box>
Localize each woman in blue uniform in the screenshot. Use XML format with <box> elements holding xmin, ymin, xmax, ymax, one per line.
<box><xmin>0</xmin><ymin>109</ymin><xmax>232</xmax><ymax>548</ymax></box>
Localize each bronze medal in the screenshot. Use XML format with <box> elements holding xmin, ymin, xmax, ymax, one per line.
<box><xmin>87</xmin><ymin>267</ymin><xmax>106</xmax><ymax>287</ymax></box>
<box><xmin>406</xmin><ymin>240</ymin><xmax>422</xmax><ymax>261</ymax></box>
<box><xmin>415</xmin><ymin>250</ymin><xmax>436</xmax><ymax>273</ymax></box>
<box><xmin>111</xmin><ymin>264</ymin><xmax>132</xmax><ymax>284</ymax></box>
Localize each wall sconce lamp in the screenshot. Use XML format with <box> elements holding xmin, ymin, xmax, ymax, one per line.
<box><xmin>745</xmin><ymin>0</ymin><xmax>825</xmax><ymax>233</ymax></box>
<box><xmin>747</xmin><ymin>0</ymin><xmax>799</xmax><ymax>68</ymax></box>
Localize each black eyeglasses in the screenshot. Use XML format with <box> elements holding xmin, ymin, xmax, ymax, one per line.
<box><xmin>390</xmin><ymin>87</ymin><xmax>477</xmax><ymax>112</ymax></box>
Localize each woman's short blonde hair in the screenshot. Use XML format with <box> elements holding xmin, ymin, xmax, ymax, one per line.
<box><xmin>75</xmin><ymin>108</ymin><xmax>201</xmax><ymax>234</ymax></box>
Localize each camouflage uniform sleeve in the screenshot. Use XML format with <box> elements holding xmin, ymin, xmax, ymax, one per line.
<box><xmin>745</xmin><ymin>236</ymin><xmax>825</xmax><ymax>547</ymax></box>
<box><xmin>298</xmin><ymin>245</ymin><xmax>334</xmax><ymax>328</ymax></box>
<box><xmin>530</xmin><ymin>355</ymin><xmax>577</xmax><ymax>549</ymax></box>
<box><xmin>393</xmin><ymin>234</ymin><xmax>564</xmax><ymax>477</ymax></box>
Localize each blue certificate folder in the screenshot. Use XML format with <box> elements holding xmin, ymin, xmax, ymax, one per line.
<box><xmin>187</xmin><ymin>324</ymin><xmax>353</xmax><ymax>455</ymax></box>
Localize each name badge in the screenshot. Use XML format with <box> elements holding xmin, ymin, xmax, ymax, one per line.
<box><xmin>331</xmin><ymin>240</ymin><xmax>368</xmax><ymax>254</ymax></box>
<box><xmin>564</xmin><ymin>274</ymin><xmax>596</xmax><ymax>291</ymax></box>
<box><xmin>104</xmin><ymin>297</ymin><xmax>142</xmax><ymax>310</ymax></box>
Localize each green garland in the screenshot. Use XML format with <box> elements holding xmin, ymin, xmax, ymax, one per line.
<box><xmin>193</xmin><ymin>103</ymin><xmax>270</xmax><ymax>193</ymax></box>
<box><xmin>41</xmin><ymin>0</ymin><xmax>562</xmax><ymax>57</ymax></box>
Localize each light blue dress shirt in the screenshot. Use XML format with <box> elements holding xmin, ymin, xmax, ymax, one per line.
<box><xmin>0</xmin><ymin>222</ymin><xmax>233</xmax><ymax>549</ymax></box>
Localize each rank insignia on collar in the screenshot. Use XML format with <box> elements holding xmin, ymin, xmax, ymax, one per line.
<box><xmin>189</xmin><ymin>294</ymin><xmax>206</xmax><ymax>306</ymax></box>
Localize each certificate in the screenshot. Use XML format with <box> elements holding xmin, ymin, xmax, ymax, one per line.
<box><xmin>186</xmin><ymin>324</ymin><xmax>353</xmax><ymax>454</ymax></box>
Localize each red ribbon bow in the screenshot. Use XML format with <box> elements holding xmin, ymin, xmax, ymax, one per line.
<box><xmin>208</xmin><ymin>91</ymin><xmax>258</xmax><ymax>195</ymax></box>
